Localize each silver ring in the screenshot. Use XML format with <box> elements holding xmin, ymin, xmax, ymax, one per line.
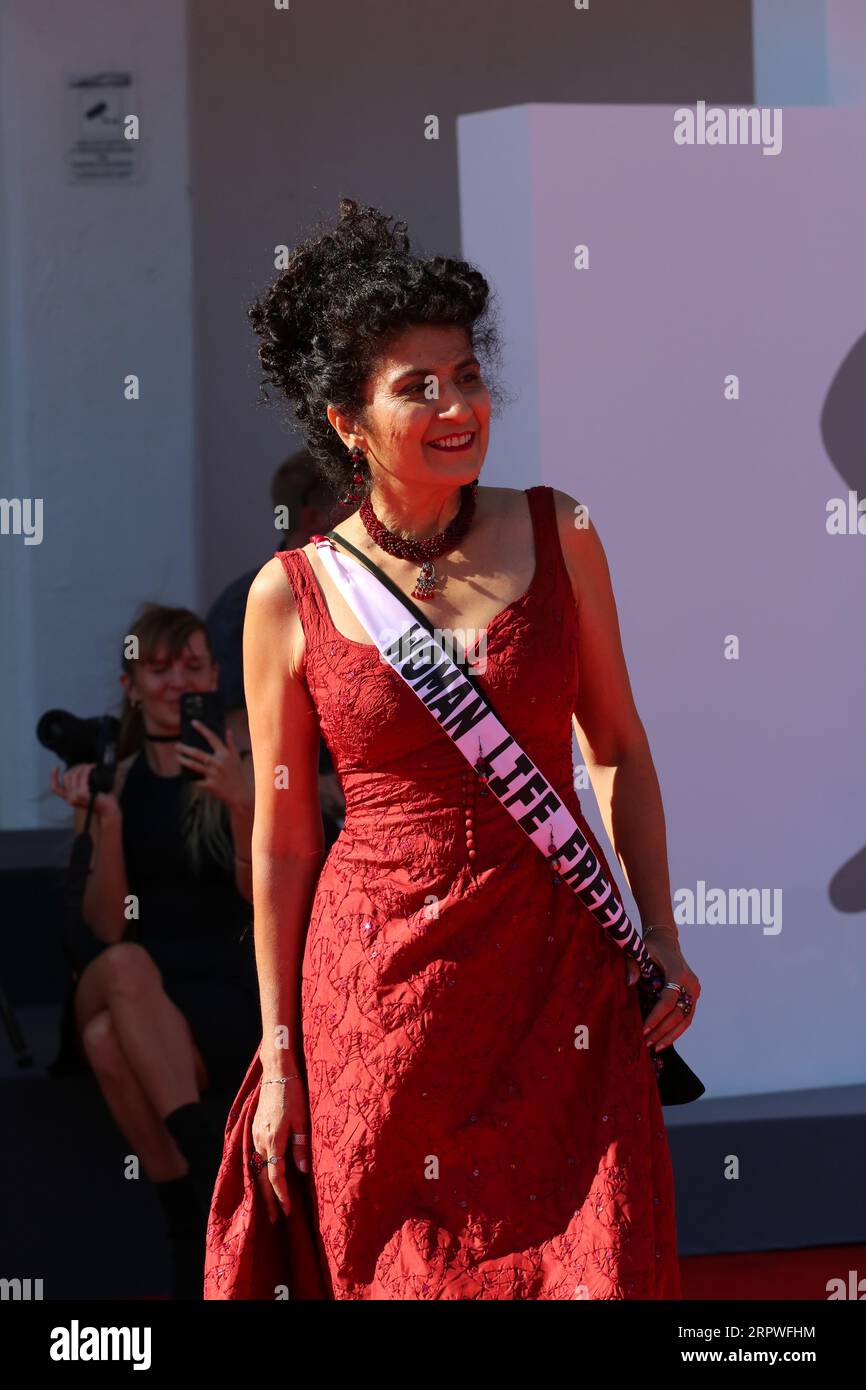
<box><xmin>664</xmin><ymin>981</ymin><xmax>695</xmax><ymax>1017</ymax></box>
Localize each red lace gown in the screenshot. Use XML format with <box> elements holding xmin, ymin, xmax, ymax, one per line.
<box><xmin>204</xmin><ymin>483</ymin><xmax>682</xmax><ymax>1300</ymax></box>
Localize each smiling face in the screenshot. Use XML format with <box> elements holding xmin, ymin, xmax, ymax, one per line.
<box><xmin>121</xmin><ymin>629</ymin><xmax>218</xmax><ymax>732</ymax></box>
<box><xmin>329</xmin><ymin>323</ymin><xmax>492</xmax><ymax>490</ymax></box>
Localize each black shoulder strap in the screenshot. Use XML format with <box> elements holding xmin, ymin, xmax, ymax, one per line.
<box><xmin>323</xmin><ymin>528</ymin><xmax>498</xmax><ymax>706</ymax></box>
<box><xmin>324</xmin><ymin>530</ymin><xmax>439</xmax><ymax>639</ymax></box>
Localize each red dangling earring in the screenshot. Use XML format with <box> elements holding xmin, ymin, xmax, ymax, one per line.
<box><xmin>338</xmin><ymin>444</ymin><xmax>368</xmax><ymax>506</ymax></box>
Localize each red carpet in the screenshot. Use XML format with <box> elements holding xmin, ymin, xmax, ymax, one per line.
<box><xmin>130</xmin><ymin>1244</ymin><xmax>866</xmax><ymax>1301</ymax></box>
<box><xmin>680</xmin><ymin>1244</ymin><xmax>866</xmax><ymax>1300</ymax></box>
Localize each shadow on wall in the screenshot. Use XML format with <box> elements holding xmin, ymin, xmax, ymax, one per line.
<box><xmin>821</xmin><ymin>330</ymin><xmax>866</xmax><ymax>916</ymax></box>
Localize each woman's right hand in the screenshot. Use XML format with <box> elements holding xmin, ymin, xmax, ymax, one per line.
<box><xmin>252</xmin><ymin>1073</ymin><xmax>312</xmax><ymax>1223</ymax></box>
<box><xmin>50</xmin><ymin>763</ymin><xmax>121</xmax><ymax>823</ymax></box>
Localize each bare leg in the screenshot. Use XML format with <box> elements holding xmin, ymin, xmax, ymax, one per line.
<box><xmin>74</xmin><ymin>949</ymin><xmax>218</xmax><ymax>1299</ymax></box>
<box><xmin>80</xmin><ymin>1010</ymin><xmax>190</xmax><ymax>1183</ymax></box>
<box><xmin>74</xmin><ymin>942</ymin><xmax>209</xmax><ymax>1119</ymax></box>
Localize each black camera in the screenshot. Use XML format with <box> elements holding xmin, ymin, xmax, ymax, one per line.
<box><xmin>37</xmin><ymin>710</ymin><xmax>120</xmax><ymax>794</ymax></box>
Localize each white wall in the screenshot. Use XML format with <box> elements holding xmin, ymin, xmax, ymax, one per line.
<box><xmin>186</xmin><ymin>0</ymin><xmax>754</xmax><ymax>599</ymax></box>
<box><xmin>458</xmin><ymin>102</ymin><xmax>866</xmax><ymax>1098</ymax></box>
<box><xmin>754</xmin><ymin>0</ymin><xmax>866</xmax><ymax>106</ymax></box>
<box><xmin>1</xmin><ymin>0</ymin><xmax>753</xmax><ymax>828</ymax></box>
<box><xmin>0</xmin><ymin>0</ymin><xmax>195</xmax><ymax>827</ymax></box>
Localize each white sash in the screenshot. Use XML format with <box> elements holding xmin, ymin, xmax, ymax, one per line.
<box><xmin>311</xmin><ymin>533</ymin><xmax>660</xmax><ymax>982</ymax></box>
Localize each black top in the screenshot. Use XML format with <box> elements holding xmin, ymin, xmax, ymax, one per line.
<box><xmin>119</xmin><ymin>751</ymin><xmax>253</xmax><ymax>962</ymax></box>
<box><xmin>205</xmin><ymin>566</ymin><xmax>259</xmax><ymax>712</ymax></box>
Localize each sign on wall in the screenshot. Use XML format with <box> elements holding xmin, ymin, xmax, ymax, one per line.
<box><xmin>66</xmin><ymin>71</ymin><xmax>141</xmax><ymax>184</ymax></box>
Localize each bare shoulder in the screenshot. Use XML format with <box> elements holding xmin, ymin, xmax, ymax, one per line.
<box><xmin>244</xmin><ymin>554</ymin><xmax>305</xmax><ymax>675</ymax></box>
<box><xmin>246</xmin><ymin>553</ymin><xmax>299</xmax><ymax>618</ymax></box>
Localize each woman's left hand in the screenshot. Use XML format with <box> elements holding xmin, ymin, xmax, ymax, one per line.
<box><xmin>624</xmin><ymin>928</ymin><xmax>700</xmax><ymax>1053</ymax></box>
<box><xmin>175</xmin><ymin>721</ymin><xmax>253</xmax><ymax>812</ymax></box>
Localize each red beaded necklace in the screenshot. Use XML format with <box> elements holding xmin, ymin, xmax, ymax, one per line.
<box><xmin>359</xmin><ymin>477</ymin><xmax>479</xmax><ymax>600</ymax></box>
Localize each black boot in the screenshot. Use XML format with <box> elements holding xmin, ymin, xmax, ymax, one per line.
<box><xmin>152</xmin><ymin>1171</ymin><xmax>208</xmax><ymax>1300</ymax></box>
<box><xmin>164</xmin><ymin>1100</ymin><xmax>223</xmax><ymax>1217</ymax></box>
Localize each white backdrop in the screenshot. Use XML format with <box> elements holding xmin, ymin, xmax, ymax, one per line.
<box><xmin>458</xmin><ymin>102</ymin><xmax>866</xmax><ymax>1098</ymax></box>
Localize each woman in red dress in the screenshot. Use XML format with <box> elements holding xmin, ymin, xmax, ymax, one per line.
<box><xmin>204</xmin><ymin>198</ymin><xmax>701</xmax><ymax>1300</ymax></box>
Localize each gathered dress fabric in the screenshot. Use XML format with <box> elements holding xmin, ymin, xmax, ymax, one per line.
<box><xmin>204</xmin><ymin>484</ymin><xmax>681</xmax><ymax>1300</ymax></box>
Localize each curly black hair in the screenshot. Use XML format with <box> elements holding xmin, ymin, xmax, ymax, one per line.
<box><xmin>247</xmin><ymin>197</ymin><xmax>508</xmax><ymax>500</ymax></box>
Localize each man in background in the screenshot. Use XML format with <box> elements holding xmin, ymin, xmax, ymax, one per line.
<box><xmin>205</xmin><ymin>449</ymin><xmax>345</xmax><ymax>848</ymax></box>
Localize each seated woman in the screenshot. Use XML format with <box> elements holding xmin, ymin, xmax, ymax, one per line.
<box><xmin>49</xmin><ymin>602</ymin><xmax>262</xmax><ymax>1299</ymax></box>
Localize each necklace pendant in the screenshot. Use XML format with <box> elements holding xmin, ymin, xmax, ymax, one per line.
<box><xmin>411</xmin><ymin>560</ymin><xmax>437</xmax><ymax>600</ymax></box>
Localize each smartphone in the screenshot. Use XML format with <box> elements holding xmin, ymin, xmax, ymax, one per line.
<box><xmin>179</xmin><ymin>691</ymin><xmax>226</xmax><ymax>781</ymax></box>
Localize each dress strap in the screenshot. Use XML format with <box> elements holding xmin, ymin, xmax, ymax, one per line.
<box><xmin>274</xmin><ymin>547</ymin><xmax>330</xmax><ymax>648</ymax></box>
<box><xmin>525</xmin><ymin>484</ymin><xmax>572</xmax><ymax>601</ymax></box>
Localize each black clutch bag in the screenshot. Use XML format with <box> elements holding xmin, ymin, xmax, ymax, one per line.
<box><xmin>637</xmin><ymin>969</ymin><xmax>705</xmax><ymax>1105</ymax></box>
